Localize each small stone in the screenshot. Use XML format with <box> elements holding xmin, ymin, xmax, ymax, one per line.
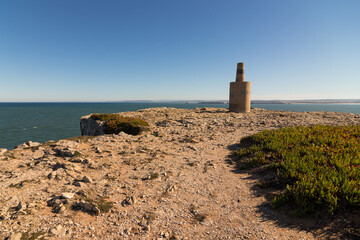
<box><xmin>82</xmin><ymin>176</ymin><xmax>93</xmax><ymax>183</ymax></box>
<box><xmin>166</xmin><ymin>184</ymin><xmax>177</xmax><ymax>192</ymax></box>
<box><xmin>15</xmin><ymin>141</ymin><xmax>42</xmax><ymax>149</ymax></box>
<box><xmin>53</xmin><ymin>204</ymin><xmax>66</xmax><ymax>214</ymax></box>
<box><xmin>73</xmin><ymin>181</ymin><xmax>86</xmax><ymax>188</ymax></box>
<box><xmin>33</xmin><ymin>149</ymin><xmax>45</xmax><ymax>159</ymax></box>
<box><xmin>48</xmin><ymin>168</ymin><xmax>66</xmax><ymax>180</ymax></box>
<box><xmin>69</xmin><ymin>158</ymin><xmax>83</xmax><ymax>163</ymax></box>
<box><xmin>121</xmin><ymin>196</ymin><xmax>136</xmax><ymax>207</ymax></box>
<box><xmin>15</xmin><ymin>201</ymin><xmax>22</xmax><ymax>211</ymax></box>
<box><xmin>61</xmin><ymin>192</ymin><xmax>74</xmax><ymax>199</ymax></box>
<box><xmin>53</xmin><ymin>147</ymin><xmax>75</xmax><ymax>157</ymax></box>
<box><xmin>81</xmin><ymin>158</ymin><xmax>93</xmax><ymax>165</ymax></box>
<box><xmin>76</xmin><ymin>190</ymin><xmax>87</xmax><ymax>197</ymax></box>
<box><xmin>27</xmin><ymin>141</ymin><xmax>41</xmax><ymax>147</ymax></box>
<box><xmin>72</xmin><ymin>201</ymin><xmax>100</xmax><ymax>215</ymax></box>
<box><xmin>50</xmin><ymin>224</ymin><xmax>66</xmax><ymax>237</ymax></box>
<box><xmin>142</xmin><ymin>225</ymin><xmax>150</xmax><ymax>231</ymax></box>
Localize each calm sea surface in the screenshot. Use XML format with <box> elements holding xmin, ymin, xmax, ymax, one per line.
<box><xmin>1</xmin><ymin>102</ymin><xmax>359</xmax><ymax>149</ymax></box>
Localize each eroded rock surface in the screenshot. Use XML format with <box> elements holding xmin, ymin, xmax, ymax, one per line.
<box><xmin>0</xmin><ymin>107</ymin><xmax>359</xmax><ymax>239</ymax></box>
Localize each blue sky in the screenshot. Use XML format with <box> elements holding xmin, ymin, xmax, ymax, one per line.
<box><xmin>0</xmin><ymin>0</ymin><xmax>359</xmax><ymax>102</ymax></box>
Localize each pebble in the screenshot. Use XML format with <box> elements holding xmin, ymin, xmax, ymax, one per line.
<box><xmin>82</xmin><ymin>176</ymin><xmax>93</xmax><ymax>183</ymax></box>
<box><xmin>61</xmin><ymin>192</ymin><xmax>75</xmax><ymax>199</ymax></box>
<box><xmin>50</xmin><ymin>224</ymin><xmax>67</xmax><ymax>237</ymax></box>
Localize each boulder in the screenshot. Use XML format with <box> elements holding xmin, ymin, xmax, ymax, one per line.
<box><xmin>53</xmin><ymin>147</ymin><xmax>78</xmax><ymax>157</ymax></box>
<box><xmin>80</xmin><ymin>115</ymin><xmax>105</xmax><ymax>136</ymax></box>
<box><xmin>14</xmin><ymin>141</ymin><xmax>41</xmax><ymax>149</ymax></box>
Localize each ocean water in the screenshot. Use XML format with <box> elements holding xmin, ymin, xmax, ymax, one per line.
<box><xmin>0</xmin><ymin>102</ymin><xmax>359</xmax><ymax>150</ymax></box>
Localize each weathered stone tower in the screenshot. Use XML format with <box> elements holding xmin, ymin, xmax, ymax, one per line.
<box><xmin>229</xmin><ymin>62</ymin><xmax>251</xmax><ymax>112</ymax></box>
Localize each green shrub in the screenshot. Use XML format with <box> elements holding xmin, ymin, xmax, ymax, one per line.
<box><xmin>149</xmin><ymin>172</ymin><xmax>159</xmax><ymax>180</ymax></box>
<box><xmin>91</xmin><ymin>113</ymin><xmax>150</xmax><ymax>135</ymax></box>
<box><xmin>235</xmin><ymin>125</ymin><xmax>360</xmax><ymax>216</ymax></box>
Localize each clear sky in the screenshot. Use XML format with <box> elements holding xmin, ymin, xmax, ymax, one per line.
<box><xmin>1</xmin><ymin>0</ymin><xmax>359</xmax><ymax>102</ymax></box>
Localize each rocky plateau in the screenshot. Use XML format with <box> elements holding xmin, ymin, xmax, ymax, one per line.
<box><xmin>1</xmin><ymin>107</ymin><xmax>359</xmax><ymax>240</ymax></box>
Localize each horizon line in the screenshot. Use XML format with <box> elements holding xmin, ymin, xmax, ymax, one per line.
<box><xmin>1</xmin><ymin>98</ymin><xmax>360</xmax><ymax>103</ymax></box>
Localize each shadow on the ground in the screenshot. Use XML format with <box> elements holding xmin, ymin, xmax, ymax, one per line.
<box><xmin>225</xmin><ymin>143</ymin><xmax>360</xmax><ymax>240</ymax></box>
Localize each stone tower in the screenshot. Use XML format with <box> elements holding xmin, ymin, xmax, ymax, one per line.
<box><xmin>229</xmin><ymin>62</ymin><xmax>251</xmax><ymax>112</ymax></box>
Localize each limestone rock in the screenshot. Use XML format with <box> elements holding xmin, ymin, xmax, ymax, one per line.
<box><xmin>73</xmin><ymin>181</ymin><xmax>86</xmax><ymax>188</ymax></box>
<box><xmin>53</xmin><ymin>204</ymin><xmax>66</xmax><ymax>214</ymax></box>
<box><xmin>61</xmin><ymin>192</ymin><xmax>75</xmax><ymax>199</ymax></box>
<box><xmin>49</xmin><ymin>224</ymin><xmax>67</xmax><ymax>237</ymax></box>
<box><xmin>0</xmin><ymin>148</ymin><xmax>7</xmax><ymax>155</ymax></box>
<box><xmin>56</xmin><ymin>139</ymin><xmax>80</xmax><ymax>148</ymax></box>
<box><xmin>53</xmin><ymin>147</ymin><xmax>77</xmax><ymax>157</ymax></box>
<box><xmin>80</xmin><ymin>115</ymin><xmax>105</xmax><ymax>136</ymax></box>
<box><xmin>0</xmin><ymin>107</ymin><xmax>359</xmax><ymax>239</ymax></box>
<box><xmin>82</xmin><ymin>176</ymin><xmax>93</xmax><ymax>183</ymax></box>
<box><xmin>48</xmin><ymin>168</ymin><xmax>66</xmax><ymax>180</ymax></box>
<box><xmin>72</xmin><ymin>201</ymin><xmax>100</xmax><ymax>215</ymax></box>
<box><xmin>33</xmin><ymin>149</ymin><xmax>45</xmax><ymax>159</ymax></box>
<box><xmin>47</xmin><ymin>197</ymin><xmax>68</xmax><ymax>207</ymax></box>
<box><xmin>14</xmin><ymin>141</ymin><xmax>41</xmax><ymax>149</ymax></box>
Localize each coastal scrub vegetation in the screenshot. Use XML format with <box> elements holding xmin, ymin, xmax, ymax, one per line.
<box><xmin>90</xmin><ymin>113</ymin><xmax>150</xmax><ymax>135</ymax></box>
<box><xmin>235</xmin><ymin>125</ymin><xmax>360</xmax><ymax>216</ymax></box>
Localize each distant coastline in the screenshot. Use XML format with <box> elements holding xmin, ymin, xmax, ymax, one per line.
<box><xmin>193</xmin><ymin>99</ymin><xmax>360</xmax><ymax>105</ymax></box>
<box><xmin>1</xmin><ymin>99</ymin><xmax>360</xmax><ymax>105</ymax></box>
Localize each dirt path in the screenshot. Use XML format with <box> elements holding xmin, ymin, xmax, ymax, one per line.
<box><xmin>1</xmin><ymin>107</ymin><xmax>359</xmax><ymax>239</ymax></box>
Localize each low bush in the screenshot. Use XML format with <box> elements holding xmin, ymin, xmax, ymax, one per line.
<box><xmin>235</xmin><ymin>125</ymin><xmax>360</xmax><ymax>216</ymax></box>
<box><xmin>91</xmin><ymin>113</ymin><xmax>150</xmax><ymax>135</ymax></box>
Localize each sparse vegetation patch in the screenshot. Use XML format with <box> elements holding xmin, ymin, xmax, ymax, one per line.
<box><xmin>235</xmin><ymin>125</ymin><xmax>360</xmax><ymax>216</ymax></box>
<box><xmin>20</xmin><ymin>231</ymin><xmax>46</xmax><ymax>240</ymax></box>
<box><xmin>9</xmin><ymin>180</ymin><xmax>32</xmax><ymax>189</ymax></box>
<box><xmin>65</xmin><ymin>135</ymin><xmax>96</xmax><ymax>143</ymax></box>
<box><xmin>91</xmin><ymin>113</ymin><xmax>150</xmax><ymax>135</ymax></box>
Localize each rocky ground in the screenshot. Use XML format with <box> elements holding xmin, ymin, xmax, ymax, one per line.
<box><xmin>1</xmin><ymin>107</ymin><xmax>359</xmax><ymax>240</ymax></box>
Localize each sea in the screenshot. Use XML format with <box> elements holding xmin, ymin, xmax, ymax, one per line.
<box><xmin>1</xmin><ymin>102</ymin><xmax>360</xmax><ymax>150</ymax></box>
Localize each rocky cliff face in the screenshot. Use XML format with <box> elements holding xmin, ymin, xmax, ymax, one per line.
<box><xmin>80</xmin><ymin>114</ymin><xmax>105</xmax><ymax>136</ymax></box>
<box><xmin>80</xmin><ymin>113</ymin><xmax>150</xmax><ymax>136</ymax></box>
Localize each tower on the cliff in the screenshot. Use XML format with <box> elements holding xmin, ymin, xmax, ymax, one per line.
<box><xmin>229</xmin><ymin>62</ymin><xmax>251</xmax><ymax>113</ymax></box>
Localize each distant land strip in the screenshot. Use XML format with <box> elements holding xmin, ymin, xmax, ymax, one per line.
<box><xmin>195</xmin><ymin>99</ymin><xmax>360</xmax><ymax>105</ymax></box>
